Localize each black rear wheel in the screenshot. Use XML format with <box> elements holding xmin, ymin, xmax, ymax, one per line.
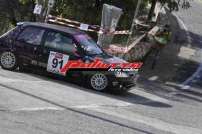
<box><xmin>0</xmin><ymin>51</ymin><xmax>18</xmax><ymax>71</ymax></box>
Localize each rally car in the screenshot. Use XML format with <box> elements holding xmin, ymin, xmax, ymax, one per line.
<box><xmin>0</xmin><ymin>22</ymin><xmax>140</xmax><ymax>92</ymax></box>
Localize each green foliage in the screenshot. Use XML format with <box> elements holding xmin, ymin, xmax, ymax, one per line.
<box><xmin>0</xmin><ymin>0</ymin><xmax>35</xmax><ymax>27</ymax></box>
<box><xmin>0</xmin><ymin>0</ymin><xmax>192</xmax><ymax>35</ymax></box>
<box><xmin>51</xmin><ymin>0</ymin><xmax>146</xmax><ymax>29</ymax></box>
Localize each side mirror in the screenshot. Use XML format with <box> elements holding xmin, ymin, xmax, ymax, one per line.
<box><xmin>82</xmin><ymin>56</ymin><xmax>93</xmax><ymax>63</ymax></box>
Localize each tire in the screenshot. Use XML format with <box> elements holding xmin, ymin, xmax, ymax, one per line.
<box><xmin>0</xmin><ymin>51</ymin><xmax>18</xmax><ymax>71</ymax></box>
<box><xmin>89</xmin><ymin>73</ymin><xmax>108</xmax><ymax>92</ymax></box>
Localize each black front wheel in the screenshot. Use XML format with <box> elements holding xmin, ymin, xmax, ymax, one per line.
<box><xmin>0</xmin><ymin>51</ymin><xmax>18</xmax><ymax>71</ymax></box>
<box><xmin>89</xmin><ymin>73</ymin><xmax>109</xmax><ymax>92</ymax></box>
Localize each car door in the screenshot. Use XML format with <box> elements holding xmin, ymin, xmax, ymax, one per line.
<box><xmin>15</xmin><ymin>26</ymin><xmax>45</xmax><ymax>65</ymax></box>
<box><xmin>38</xmin><ymin>30</ymin><xmax>81</xmax><ymax>75</ymax></box>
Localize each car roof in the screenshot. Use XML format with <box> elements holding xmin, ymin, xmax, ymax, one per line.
<box><xmin>19</xmin><ymin>22</ymin><xmax>85</xmax><ymax>35</ymax></box>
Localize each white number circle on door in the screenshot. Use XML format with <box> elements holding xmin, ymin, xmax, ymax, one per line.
<box><xmin>47</xmin><ymin>51</ymin><xmax>69</xmax><ymax>76</ymax></box>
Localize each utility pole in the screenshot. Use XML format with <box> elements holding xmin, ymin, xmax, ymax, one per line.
<box><xmin>33</xmin><ymin>0</ymin><xmax>43</xmax><ymax>22</ymax></box>
<box><xmin>45</xmin><ymin>0</ymin><xmax>55</xmax><ymax>23</ymax></box>
<box><xmin>126</xmin><ymin>0</ymin><xmax>142</xmax><ymax>45</ymax></box>
<box><xmin>147</xmin><ymin>0</ymin><xmax>157</xmax><ymax>21</ymax></box>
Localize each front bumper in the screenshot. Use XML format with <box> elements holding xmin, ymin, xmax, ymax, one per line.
<box><xmin>81</xmin><ymin>70</ymin><xmax>139</xmax><ymax>91</ymax></box>
<box><xmin>108</xmin><ymin>74</ymin><xmax>139</xmax><ymax>91</ymax></box>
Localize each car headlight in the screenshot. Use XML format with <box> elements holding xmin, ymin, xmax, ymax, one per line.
<box><xmin>114</xmin><ymin>71</ymin><xmax>129</xmax><ymax>78</ymax></box>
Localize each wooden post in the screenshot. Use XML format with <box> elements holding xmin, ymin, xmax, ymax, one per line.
<box><xmin>126</xmin><ymin>0</ymin><xmax>142</xmax><ymax>46</ymax></box>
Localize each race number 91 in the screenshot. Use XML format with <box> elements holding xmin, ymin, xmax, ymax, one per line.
<box><xmin>52</xmin><ymin>58</ymin><xmax>63</xmax><ymax>69</ymax></box>
<box><xmin>47</xmin><ymin>51</ymin><xmax>69</xmax><ymax>76</ymax></box>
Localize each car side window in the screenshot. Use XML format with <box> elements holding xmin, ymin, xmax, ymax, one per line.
<box><xmin>44</xmin><ymin>31</ymin><xmax>76</xmax><ymax>54</ymax></box>
<box><xmin>17</xmin><ymin>27</ymin><xmax>45</xmax><ymax>46</ymax></box>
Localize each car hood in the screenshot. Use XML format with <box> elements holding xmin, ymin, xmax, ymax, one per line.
<box><xmin>95</xmin><ymin>56</ymin><xmax>127</xmax><ymax>64</ymax></box>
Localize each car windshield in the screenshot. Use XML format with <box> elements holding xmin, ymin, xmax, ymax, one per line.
<box><xmin>74</xmin><ymin>34</ymin><xmax>103</xmax><ymax>55</ymax></box>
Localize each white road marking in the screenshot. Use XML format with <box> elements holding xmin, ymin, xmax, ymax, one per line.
<box><xmin>11</xmin><ymin>103</ymin><xmax>132</xmax><ymax>112</ymax></box>
<box><xmin>13</xmin><ymin>107</ymin><xmax>64</xmax><ymax>112</ymax></box>
<box><xmin>92</xmin><ymin>108</ymin><xmax>202</xmax><ymax>134</ymax></box>
<box><xmin>71</xmin><ymin>103</ymin><xmax>132</xmax><ymax>109</ymax></box>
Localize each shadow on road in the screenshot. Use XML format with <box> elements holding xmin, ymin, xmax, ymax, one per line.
<box><xmin>138</xmin><ymin>77</ymin><xmax>202</xmax><ymax>104</ymax></box>
<box><xmin>165</xmin><ymin>83</ymin><xmax>202</xmax><ymax>103</ymax></box>
<box><xmin>0</xmin><ymin>83</ymin><xmax>154</xmax><ymax>134</ymax></box>
<box><xmin>116</xmin><ymin>92</ymin><xmax>172</xmax><ymax>108</ymax></box>
<box><xmin>0</xmin><ymin>69</ymin><xmax>158</xmax><ymax>134</ymax></box>
<box><xmin>12</xmin><ymin>67</ymin><xmax>172</xmax><ymax>109</ymax></box>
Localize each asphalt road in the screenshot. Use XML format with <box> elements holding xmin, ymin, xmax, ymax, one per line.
<box><xmin>1</xmin><ymin>67</ymin><xmax>202</xmax><ymax>134</ymax></box>
<box><xmin>1</xmin><ymin>1</ymin><xmax>202</xmax><ymax>134</ymax></box>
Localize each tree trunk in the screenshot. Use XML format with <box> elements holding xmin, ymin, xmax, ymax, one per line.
<box><xmin>95</xmin><ymin>0</ymin><xmax>100</xmax><ymax>8</ymax></box>
<box><xmin>10</xmin><ymin>17</ymin><xmax>17</xmax><ymax>26</ymax></box>
<box><xmin>147</xmin><ymin>0</ymin><xmax>157</xmax><ymax>21</ymax></box>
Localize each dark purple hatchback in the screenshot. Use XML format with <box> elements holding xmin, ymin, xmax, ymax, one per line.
<box><xmin>0</xmin><ymin>22</ymin><xmax>139</xmax><ymax>92</ymax></box>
